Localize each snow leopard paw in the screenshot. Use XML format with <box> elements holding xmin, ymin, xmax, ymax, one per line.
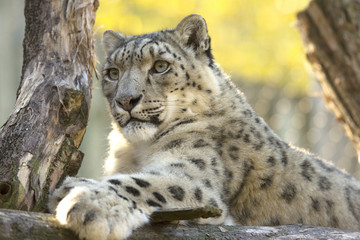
<box><xmin>48</xmin><ymin>177</ymin><xmax>149</xmax><ymax>240</ymax></box>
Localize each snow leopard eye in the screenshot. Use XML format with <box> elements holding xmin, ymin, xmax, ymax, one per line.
<box><xmin>108</xmin><ymin>68</ymin><xmax>119</xmax><ymax>81</ymax></box>
<box><xmin>153</xmin><ymin>60</ymin><xmax>169</xmax><ymax>73</ymax></box>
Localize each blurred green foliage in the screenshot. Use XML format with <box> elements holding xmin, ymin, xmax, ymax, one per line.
<box><xmin>95</xmin><ymin>0</ymin><xmax>311</xmax><ymax>92</ymax></box>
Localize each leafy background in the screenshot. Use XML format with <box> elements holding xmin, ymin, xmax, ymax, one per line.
<box><xmin>96</xmin><ymin>0</ymin><xmax>310</xmax><ymax>92</ymax></box>
<box><xmin>0</xmin><ymin>0</ymin><xmax>358</xmax><ymax>179</ymax></box>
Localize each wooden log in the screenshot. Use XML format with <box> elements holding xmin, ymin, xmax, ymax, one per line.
<box><xmin>1</xmin><ymin>209</ymin><xmax>360</xmax><ymax>240</ymax></box>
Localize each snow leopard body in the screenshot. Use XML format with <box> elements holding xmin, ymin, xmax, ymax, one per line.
<box><xmin>49</xmin><ymin>14</ymin><xmax>360</xmax><ymax>240</ymax></box>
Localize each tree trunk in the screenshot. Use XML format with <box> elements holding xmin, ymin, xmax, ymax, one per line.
<box><xmin>297</xmin><ymin>0</ymin><xmax>360</xmax><ymax>158</ymax></box>
<box><xmin>1</xmin><ymin>209</ymin><xmax>360</xmax><ymax>240</ymax></box>
<box><xmin>0</xmin><ymin>0</ymin><xmax>98</xmax><ymax>212</ymax></box>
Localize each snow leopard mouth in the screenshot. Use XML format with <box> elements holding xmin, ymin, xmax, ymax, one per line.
<box><xmin>118</xmin><ymin>118</ymin><xmax>146</xmax><ymax>128</ymax></box>
<box><xmin>122</xmin><ymin>116</ymin><xmax>162</xmax><ymax>128</ymax></box>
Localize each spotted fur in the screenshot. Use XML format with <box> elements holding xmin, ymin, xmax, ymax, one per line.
<box><xmin>49</xmin><ymin>14</ymin><xmax>360</xmax><ymax>240</ymax></box>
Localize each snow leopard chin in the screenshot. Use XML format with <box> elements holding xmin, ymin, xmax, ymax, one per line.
<box><xmin>122</xmin><ymin>121</ymin><xmax>158</xmax><ymax>142</ymax></box>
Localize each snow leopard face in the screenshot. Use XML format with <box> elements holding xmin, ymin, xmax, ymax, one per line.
<box><xmin>102</xmin><ymin>15</ymin><xmax>221</xmax><ymax>142</ymax></box>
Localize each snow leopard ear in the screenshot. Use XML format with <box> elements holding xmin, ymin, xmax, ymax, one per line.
<box><xmin>175</xmin><ymin>14</ymin><xmax>210</xmax><ymax>53</ymax></box>
<box><xmin>103</xmin><ymin>30</ymin><xmax>126</xmax><ymax>56</ymax></box>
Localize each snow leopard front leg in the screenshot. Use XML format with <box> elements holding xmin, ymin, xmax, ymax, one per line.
<box><xmin>48</xmin><ymin>171</ymin><xmax>227</xmax><ymax>240</ymax></box>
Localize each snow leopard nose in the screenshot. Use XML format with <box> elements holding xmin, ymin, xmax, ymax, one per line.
<box><xmin>116</xmin><ymin>95</ymin><xmax>142</xmax><ymax>112</ymax></box>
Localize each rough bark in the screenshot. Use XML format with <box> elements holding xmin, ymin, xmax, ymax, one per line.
<box><xmin>1</xmin><ymin>209</ymin><xmax>360</xmax><ymax>240</ymax></box>
<box><xmin>297</xmin><ymin>0</ymin><xmax>360</xmax><ymax>158</ymax></box>
<box><xmin>0</xmin><ymin>0</ymin><xmax>98</xmax><ymax>211</ymax></box>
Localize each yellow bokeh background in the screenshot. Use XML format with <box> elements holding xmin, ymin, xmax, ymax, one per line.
<box><xmin>95</xmin><ymin>0</ymin><xmax>311</xmax><ymax>92</ymax></box>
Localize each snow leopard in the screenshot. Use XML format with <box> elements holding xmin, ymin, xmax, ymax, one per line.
<box><xmin>49</xmin><ymin>14</ymin><xmax>360</xmax><ymax>240</ymax></box>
